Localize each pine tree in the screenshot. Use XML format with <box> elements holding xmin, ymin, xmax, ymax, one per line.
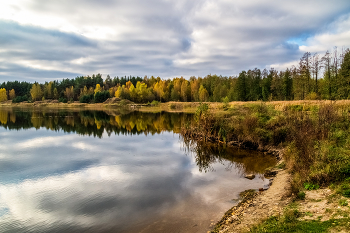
<box><xmin>236</xmin><ymin>71</ymin><xmax>247</xmax><ymax>101</ymax></box>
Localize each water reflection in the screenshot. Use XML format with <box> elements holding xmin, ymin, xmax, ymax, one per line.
<box><xmin>0</xmin><ymin>108</ymin><xmax>193</xmax><ymax>137</ymax></box>
<box><xmin>182</xmin><ymin>139</ymin><xmax>276</xmax><ymax>175</ymax></box>
<box><xmin>0</xmin><ymin>108</ymin><xmax>276</xmax><ymax>233</ymax></box>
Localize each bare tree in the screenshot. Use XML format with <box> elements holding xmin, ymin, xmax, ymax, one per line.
<box><xmin>298</xmin><ymin>52</ymin><xmax>311</xmax><ymax>99</ymax></box>
<box><xmin>311</xmin><ymin>53</ymin><xmax>320</xmax><ymax>95</ymax></box>
<box><xmin>322</xmin><ymin>51</ymin><xmax>332</xmax><ymax>99</ymax></box>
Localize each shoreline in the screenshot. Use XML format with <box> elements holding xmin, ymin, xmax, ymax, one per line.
<box><xmin>210</xmin><ymin>167</ymin><xmax>292</xmax><ymax>233</ymax></box>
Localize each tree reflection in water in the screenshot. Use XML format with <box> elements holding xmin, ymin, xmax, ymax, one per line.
<box><xmin>181</xmin><ymin>136</ymin><xmax>276</xmax><ymax>176</ymax></box>
<box><xmin>0</xmin><ymin>108</ymin><xmax>276</xmax><ymax>175</ymax></box>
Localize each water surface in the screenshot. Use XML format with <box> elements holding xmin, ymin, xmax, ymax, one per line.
<box><xmin>0</xmin><ymin>108</ymin><xmax>276</xmax><ymax>232</ymax></box>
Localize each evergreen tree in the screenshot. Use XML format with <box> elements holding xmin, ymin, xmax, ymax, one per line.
<box><xmin>236</xmin><ymin>71</ymin><xmax>247</xmax><ymax>101</ymax></box>
<box><xmin>337</xmin><ymin>49</ymin><xmax>350</xmax><ymax>98</ymax></box>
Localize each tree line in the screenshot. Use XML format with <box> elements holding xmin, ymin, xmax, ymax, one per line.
<box><xmin>1</xmin><ymin>47</ymin><xmax>350</xmax><ymax>103</ymax></box>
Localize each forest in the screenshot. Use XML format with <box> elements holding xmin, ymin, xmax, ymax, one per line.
<box><xmin>0</xmin><ymin>48</ymin><xmax>349</xmax><ymax>104</ymax></box>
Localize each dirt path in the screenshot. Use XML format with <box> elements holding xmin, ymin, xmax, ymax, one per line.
<box><xmin>212</xmin><ymin>169</ymin><xmax>292</xmax><ymax>233</ymax></box>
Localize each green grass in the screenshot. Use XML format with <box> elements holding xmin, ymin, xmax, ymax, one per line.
<box><xmin>339</xmin><ymin>199</ymin><xmax>348</xmax><ymax>206</ymax></box>
<box><xmin>250</xmin><ymin>217</ymin><xmax>350</xmax><ymax>233</ymax></box>
<box><xmin>304</xmin><ymin>183</ymin><xmax>320</xmax><ymax>190</ymax></box>
<box><xmin>248</xmin><ymin>201</ymin><xmax>350</xmax><ymax>233</ymax></box>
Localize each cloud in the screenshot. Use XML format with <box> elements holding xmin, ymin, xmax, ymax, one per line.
<box><xmin>300</xmin><ymin>13</ymin><xmax>350</xmax><ymax>53</ymax></box>
<box><xmin>0</xmin><ymin>0</ymin><xmax>350</xmax><ymax>82</ymax></box>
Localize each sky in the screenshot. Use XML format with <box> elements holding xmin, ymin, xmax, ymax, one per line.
<box><xmin>1</xmin><ymin>0</ymin><xmax>350</xmax><ymax>83</ymax></box>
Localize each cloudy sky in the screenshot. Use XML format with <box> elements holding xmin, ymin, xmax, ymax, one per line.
<box><xmin>1</xmin><ymin>0</ymin><xmax>350</xmax><ymax>83</ymax></box>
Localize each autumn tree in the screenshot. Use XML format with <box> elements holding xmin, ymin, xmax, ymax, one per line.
<box><xmin>190</xmin><ymin>77</ymin><xmax>200</xmax><ymax>102</ymax></box>
<box><xmin>171</xmin><ymin>78</ymin><xmax>182</xmax><ymax>101</ymax></box>
<box><xmin>9</xmin><ymin>89</ymin><xmax>16</xmax><ymax>100</ymax></box>
<box><xmin>30</xmin><ymin>83</ymin><xmax>43</xmax><ymax>101</ymax></box>
<box><xmin>135</xmin><ymin>81</ymin><xmax>148</xmax><ymax>102</ymax></box>
<box><xmin>198</xmin><ymin>85</ymin><xmax>209</xmax><ymax>102</ymax></box>
<box><xmin>64</xmin><ymin>86</ymin><xmax>74</xmax><ymax>100</ymax></box>
<box><xmin>80</xmin><ymin>86</ymin><xmax>88</xmax><ymax>98</ymax></box>
<box><xmin>180</xmin><ymin>80</ymin><xmax>190</xmax><ymax>102</ymax></box>
<box><xmin>0</xmin><ymin>88</ymin><xmax>7</xmax><ymax>102</ymax></box>
<box><xmin>94</xmin><ymin>84</ymin><xmax>102</xmax><ymax>94</ymax></box>
<box><xmin>44</xmin><ymin>81</ymin><xmax>53</xmax><ymax>99</ymax></box>
<box><xmin>115</xmin><ymin>85</ymin><xmax>130</xmax><ymax>99</ymax></box>
<box><xmin>129</xmin><ymin>83</ymin><xmax>137</xmax><ymax>102</ymax></box>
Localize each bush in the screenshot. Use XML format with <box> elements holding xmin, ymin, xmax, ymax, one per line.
<box><xmin>79</xmin><ymin>94</ymin><xmax>94</xmax><ymax>103</ymax></box>
<box><xmin>12</xmin><ymin>96</ymin><xmax>28</xmax><ymax>103</ymax></box>
<box><xmin>94</xmin><ymin>91</ymin><xmax>110</xmax><ymax>103</ymax></box>
<box><xmin>304</xmin><ymin>183</ymin><xmax>319</xmax><ymax>190</ymax></box>
<box><xmin>297</xmin><ymin>191</ymin><xmax>306</xmax><ymax>200</ymax></box>
<box><xmin>305</xmin><ymin>92</ymin><xmax>319</xmax><ymax>100</ymax></box>
<box><xmin>58</xmin><ymin>97</ymin><xmax>67</xmax><ymax>103</ymax></box>
<box><xmin>151</xmin><ymin>100</ymin><xmax>160</xmax><ymax>106</ymax></box>
<box><xmin>339</xmin><ymin>199</ymin><xmax>348</xmax><ymax>206</ymax></box>
<box><xmin>343</xmin><ymin>189</ymin><xmax>350</xmax><ymax>198</ymax></box>
<box><xmin>222</xmin><ymin>96</ymin><xmax>230</xmax><ymax>110</ymax></box>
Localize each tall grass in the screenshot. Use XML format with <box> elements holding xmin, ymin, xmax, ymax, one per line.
<box><xmin>182</xmin><ymin>102</ymin><xmax>350</xmax><ymax>192</ymax></box>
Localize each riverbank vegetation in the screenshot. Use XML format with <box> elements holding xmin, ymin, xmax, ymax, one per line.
<box><xmin>0</xmin><ymin>48</ymin><xmax>349</xmax><ymax>105</ymax></box>
<box><xmin>180</xmin><ymin>101</ymin><xmax>350</xmax><ymax>232</ymax></box>
<box><xmin>185</xmin><ymin>101</ymin><xmax>350</xmax><ymax>192</ymax></box>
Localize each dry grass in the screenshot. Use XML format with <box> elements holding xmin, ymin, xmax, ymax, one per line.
<box><xmin>181</xmin><ymin>100</ymin><xmax>350</xmax><ymax>194</ymax></box>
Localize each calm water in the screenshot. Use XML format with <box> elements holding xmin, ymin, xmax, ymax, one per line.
<box><xmin>0</xmin><ymin>108</ymin><xmax>276</xmax><ymax>233</ymax></box>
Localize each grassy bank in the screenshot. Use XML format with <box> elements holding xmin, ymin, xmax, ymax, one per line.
<box><xmin>179</xmin><ymin>100</ymin><xmax>350</xmax><ymax>232</ymax></box>
<box><xmin>184</xmin><ymin>100</ymin><xmax>350</xmax><ymax>191</ymax></box>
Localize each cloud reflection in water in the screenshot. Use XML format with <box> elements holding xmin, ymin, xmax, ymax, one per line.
<box><xmin>0</xmin><ymin>110</ymin><xmax>275</xmax><ymax>232</ymax></box>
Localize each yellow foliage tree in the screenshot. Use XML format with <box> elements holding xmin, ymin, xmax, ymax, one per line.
<box><xmin>136</xmin><ymin>81</ymin><xmax>148</xmax><ymax>102</ymax></box>
<box><xmin>190</xmin><ymin>78</ymin><xmax>200</xmax><ymax>101</ymax></box>
<box><xmin>115</xmin><ymin>86</ymin><xmax>123</xmax><ymax>98</ymax></box>
<box><xmin>30</xmin><ymin>84</ymin><xmax>43</xmax><ymax>101</ymax></box>
<box><xmin>125</xmin><ymin>81</ymin><xmax>132</xmax><ymax>89</ymax></box>
<box><xmin>0</xmin><ymin>88</ymin><xmax>8</xmax><ymax>102</ymax></box>
<box><xmin>109</xmin><ymin>87</ymin><xmax>117</xmax><ymax>97</ymax></box>
<box><xmin>88</xmin><ymin>87</ymin><xmax>94</xmax><ymax>95</ymax></box>
<box><xmin>64</xmin><ymin>86</ymin><xmax>74</xmax><ymax>100</ymax></box>
<box><xmin>44</xmin><ymin>81</ymin><xmax>53</xmax><ymax>99</ymax></box>
<box><xmin>129</xmin><ymin>83</ymin><xmax>137</xmax><ymax>101</ymax></box>
<box><xmin>9</xmin><ymin>89</ymin><xmax>16</xmax><ymax>100</ymax></box>
<box><xmin>79</xmin><ymin>86</ymin><xmax>88</xmax><ymax>98</ymax></box>
<box><xmin>181</xmin><ymin>80</ymin><xmax>189</xmax><ymax>102</ymax></box>
<box><xmin>199</xmin><ymin>85</ymin><xmax>209</xmax><ymax>102</ymax></box>
<box><xmin>94</xmin><ymin>84</ymin><xmax>102</xmax><ymax>95</ymax></box>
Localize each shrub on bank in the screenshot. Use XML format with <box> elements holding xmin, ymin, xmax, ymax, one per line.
<box><xmin>12</xmin><ymin>96</ymin><xmax>28</xmax><ymax>103</ymax></box>
<box><xmin>58</xmin><ymin>97</ymin><xmax>67</xmax><ymax>103</ymax></box>
<box><xmin>184</xmin><ymin>103</ymin><xmax>350</xmax><ymax>193</ymax></box>
<box><xmin>79</xmin><ymin>94</ymin><xmax>94</xmax><ymax>103</ymax></box>
<box><xmin>94</xmin><ymin>91</ymin><xmax>110</xmax><ymax>103</ymax></box>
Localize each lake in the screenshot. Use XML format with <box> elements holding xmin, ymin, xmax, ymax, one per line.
<box><xmin>0</xmin><ymin>107</ymin><xmax>276</xmax><ymax>232</ymax></box>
